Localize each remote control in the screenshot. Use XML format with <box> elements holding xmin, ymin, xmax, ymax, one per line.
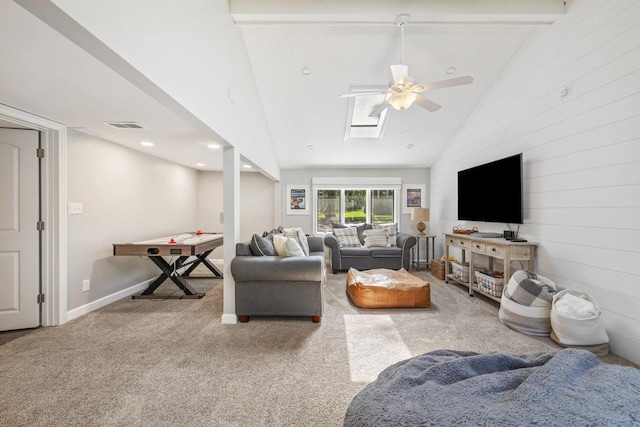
<box><xmin>511</xmin><ymin>238</ymin><xmax>528</xmax><ymax>242</ymax></box>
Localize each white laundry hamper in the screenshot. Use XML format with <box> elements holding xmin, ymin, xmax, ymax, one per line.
<box><xmin>550</xmin><ymin>289</ymin><xmax>609</xmax><ymax>357</ymax></box>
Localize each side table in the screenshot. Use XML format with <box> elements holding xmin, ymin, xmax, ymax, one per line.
<box><xmin>411</xmin><ymin>234</ymin><xmax>436</xmax><ymax>270</ymax></box>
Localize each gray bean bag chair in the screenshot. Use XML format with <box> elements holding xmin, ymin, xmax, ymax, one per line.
<box><xmin>344</xmin><ymin>349</ymin><xmax>640</xmax><ymax>426</ymax></box>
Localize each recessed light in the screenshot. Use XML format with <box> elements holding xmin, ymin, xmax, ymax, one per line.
<box><xmin>140</xmin><ymin>141</ymin><xmax>154</xmax><ymax>147</ymax></box>
<box><xmin>301</xmin><ymin>67</ymin><xmax>311</xmax><ymax>76</ymax></box>
<box><xmin>243</xmin><ymin>164</ymin><xmax>252</xmax><ymax>169</ymax></box>
<box><xmin>208</xmin><ymin>143</ymin><xmax>220</xmax><ymax>149</ymax></box>
<box><xmin>307</xmin><ymin>145</ymin><xmax>314</xmax><ymax>150</ymax></box>
<box><xmin>407</xmin><ymin>144</ymin><xmax>414</xmax><ymax>149</ymax></box>
<box><xmin>445</xmin><ymin>66</ymin><xmax>456</xmax><ymax>75</ymax></box>
<box><xmin>196</xmin><ymin>163</ymin><xmax>205</xmax><ymax>167</ymax></box>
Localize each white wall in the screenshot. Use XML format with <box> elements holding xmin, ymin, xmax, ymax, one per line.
<box><xmin>430</xmin><ymin>0</ymin><xmax>640</xmax><ymax>364</ymax></box>
<box><xmin>67</xmin><ymin>130</ymin><xmax>198</xmax><ymax>310</ymax></box>
<box><xmin>281</xmin><ymin>167</ymin><xmax>430</xmax><ymax>235</ymax></box>
<box><xmin>198</xmin><ymin>170</ymin><xmax>275</xmax><ymax>244</ymax></box>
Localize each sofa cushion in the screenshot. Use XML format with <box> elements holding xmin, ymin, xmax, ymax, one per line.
<box><xmin>334</xmin><ymin>227</ymin><xmax>362</xmax><ymax>248</ymax></box>
<box><xmin>370</xmin><ymin>247</ymin><xmax>403</xmax><ymax>257</ymax></box>
<box><xmin>374</xmin><ymin>223</ymin><xmax>398</xmax><ymax>247</ymax></box>
<box><xmin>363</xmin><ymin>229</ymin><xmax>389</xmax><ymax>247</ymax></box>
<box><xmin>284</xmin><ymin>227</ymin><xmax>310</xmax><ymax>256</ymax></box>
<box><xmin>273</xmin><ymin>235</ymin><xmax>306</xmax><ymax>257</ymax></box>
<box><xmin>340</xmin><ymin>247</ymin><xmax>372</xmax><ymax>257</ymax></box>
<box><xmin>250</xmin><ymin>234</ymin><xmax>278</xmax><ymax>256</ymax></box>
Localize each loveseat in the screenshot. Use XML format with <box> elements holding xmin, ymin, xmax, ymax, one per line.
<box><xmin>231</xmin><ymin>232</ymin><xmax>325</xmax><ymax>323</ymax></box>
<box><xmin>323</xmin><ymin>223</ymin><xmax>417</xmax><ymax>274</ymax></box>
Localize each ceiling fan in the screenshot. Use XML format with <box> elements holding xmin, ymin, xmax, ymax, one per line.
<box><xmin>340</xmin><ymin>14</ymin><xmax>473</xmax><ymax>116</ymax></box>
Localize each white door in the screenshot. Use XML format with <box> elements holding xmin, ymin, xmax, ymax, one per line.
<box><xmin>0</xmin><ymin>128</ymin><xmax>40</xmax><ymax>330</ymax></box>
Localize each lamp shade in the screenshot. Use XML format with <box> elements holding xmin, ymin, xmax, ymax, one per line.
<box><xmin>411</xmin><ymin>208</ymin><xmax>430</xmax><ymax>235</ymax></box>
<box><xmin>388</xmin><ymin>92</ymin><xmax>417</xmax><ymax>110</ymax></box>
<box><xmin>411</xmin><ymin>208</ymin><xmax>430</xmax><ymax>222</ymax></box>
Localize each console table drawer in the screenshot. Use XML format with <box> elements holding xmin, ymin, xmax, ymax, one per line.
<box><xmin>486</xmin><ymin>244</ymin><xmax>505</xmax><ymax>257</ymax></box>
<box><xmin>447</xmin><ymin>236</ymin><xmax>470</xmax><ymax>248</ymax></box>
<box><xmin>472</xmin><ymin>242</ymin><xmax>486</xmax><ymax>253</ymax></box>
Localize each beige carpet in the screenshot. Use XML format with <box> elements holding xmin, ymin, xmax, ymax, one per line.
<box><xmin>0</xmin><ymin>268</ymin><xmax>635</xmax><ymax>427</ymax></box>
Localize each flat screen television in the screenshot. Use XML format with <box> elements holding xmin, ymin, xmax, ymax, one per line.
<box><xmin>457</xmin><ymin>153</ymin><xmax>523</xmax><ymax>224</ymax></box>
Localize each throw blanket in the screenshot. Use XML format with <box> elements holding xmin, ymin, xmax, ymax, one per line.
<box><xmin>344</xmin><ymin>349</ymin><xmax>640</xmax><ymax>427</ymax></box>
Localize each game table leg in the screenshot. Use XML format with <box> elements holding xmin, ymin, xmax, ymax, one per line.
<box><xmin>182</xmin><ymin>249</ymin><xmax>223</xmax><ymax>278</ymax></box>
<box><xmin>136</xmin><ymin>256</ymin><xmax>201</xmax><ymax>298</ymax></box>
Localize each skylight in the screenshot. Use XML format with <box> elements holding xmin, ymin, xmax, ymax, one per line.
<box><xmin>344</xmin><ymin>88</ymin><xmax>390</xmax><ymax>140</ymax></box>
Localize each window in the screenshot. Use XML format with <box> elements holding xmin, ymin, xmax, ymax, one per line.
<box><xmin>344</xmin><ymin>88</ymin><xmax>390</xmax><ymax>140</ymax></box>
<box><xmin>312</xmin><ymin>177</ymin><xmax>401</xmax><ymax>234</ymax></box>
<box><xmin>317</xmin><ymin>190</ymin><xmax>341</xmax><ymax>233</ymax></box>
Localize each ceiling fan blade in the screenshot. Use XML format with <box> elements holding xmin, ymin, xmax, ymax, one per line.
<box><xmin>369</xmin><ymin>100</ymin><xmax>390</xmax><ymax>117</ymax></box>
<box><xmin>339</xmin><ymin>90</ymin><xmax>387</xmax><ymax>98</ymax></box>
<box><xmin>414</xmin><ymin>95</ymin><xmax>442</xmax><ymax>112</ymax></box>
<box><xmin>390</xmin><ymin>64</ymin><xmax>409</xmax><ymax>84</ymax></box>
<box><xmin>415</xmin><ymin>75</ymin><xmax>473</xmax><ymax>92</ymax></box>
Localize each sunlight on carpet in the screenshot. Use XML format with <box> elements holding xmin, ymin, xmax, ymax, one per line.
<box><xmin>344</xmin><ymin>314</ymin><xmax>411</xmax><ymax>383</ymax></box>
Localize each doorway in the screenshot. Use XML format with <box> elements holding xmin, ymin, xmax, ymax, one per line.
<box><xmin>0</xmin><ymin>104</ymin><xmax>67</xmax><ymax>327</ymax></box>
<box><xmin>0</xmin><ymin>128</ymin><xmax>41</xmax><ymax>330</ymax></box>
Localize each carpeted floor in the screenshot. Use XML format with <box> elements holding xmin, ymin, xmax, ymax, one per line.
<box><xmin>0</xmin><ymin>268</ymin><xmax>635</xmax><ymax>426</ymax></box>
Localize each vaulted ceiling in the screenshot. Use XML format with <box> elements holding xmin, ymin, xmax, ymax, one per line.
<box><xmin>0</xmin><ymin>0</ymin><xmax>565</xmax><ymax>172</ymax></box>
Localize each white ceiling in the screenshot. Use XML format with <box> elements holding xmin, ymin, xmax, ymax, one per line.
<box><xmin>0</xmin><ymin>0</ymin><xmax>564</xmax><ymax>172</ymax></box>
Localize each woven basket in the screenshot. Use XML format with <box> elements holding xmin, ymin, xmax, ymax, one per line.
<box><xmin>475</xmin><ymin>271</ymin><xmax>505</xmax><ymax>297</ymax></box>
<box><xmin>431</xmin><ymin>260</ymin><xmax>447</xmax><ymax>280</ymax></box>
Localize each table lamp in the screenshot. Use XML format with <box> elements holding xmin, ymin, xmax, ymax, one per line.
<box><xmin>411</xmin><ymin>208</ymin><xmax>430</xmax><ymax>235</ymax></box>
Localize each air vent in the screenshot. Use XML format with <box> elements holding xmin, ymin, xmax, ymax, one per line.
<box><xmin>103</xmin><ymin>121</ymin><xmax>144</xmax><ymax>129</ymax></box>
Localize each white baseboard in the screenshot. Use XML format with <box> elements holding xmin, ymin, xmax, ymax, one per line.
<box><xmin>66</xmin><ymin>279</ymin><xmax>153</xmax><ymax>322</ymax></box>
<box><xmin>221</xmin><ymin>313</ymin><xmax>237</xmax><ymax>324</ymax></box>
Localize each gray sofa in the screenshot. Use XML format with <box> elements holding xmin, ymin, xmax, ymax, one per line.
<box><xmin>231</xmin><ymin>235</ymin><xmax>325</xmax><ymax>323</ymax></box>
<box><xmin>324</xmin><ymin>230</ymin><xmax>417</xmax><ymax>274</ymax></box>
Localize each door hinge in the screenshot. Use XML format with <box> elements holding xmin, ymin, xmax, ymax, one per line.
<box><xmin>37</xmin><ymin>221</ymin><xmax>45</xmax><ymax>231</ymax></box>
<box><xmin>36</xmin><ymin>148</ymin><xmax>45</xmax><ymax>158</ymax></box>
<box><xmin>37</xmin><ymin>293</ymin><xmax>45</xmax><ymax>304</ymax></box>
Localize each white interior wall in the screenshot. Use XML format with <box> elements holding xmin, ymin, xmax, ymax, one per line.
<box><xmin>198</xmin><ymin>170</ymin><xmax>275</xmax><ymax>246</ymax></box>
<box><xmin>66</xmin><ymin>130</ymin><xmax>198</xmax><ymax>311</ymax></box>
<box><xmin>429</xmin><ymin>0</ymin><xmax>640</xmax><ymax>364</ymax></box>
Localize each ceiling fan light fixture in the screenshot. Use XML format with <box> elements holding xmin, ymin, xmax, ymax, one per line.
<box><xmin>388</xmin><ymin>92</ymin><xmax>417</xmax><ymax>110</ymax></box>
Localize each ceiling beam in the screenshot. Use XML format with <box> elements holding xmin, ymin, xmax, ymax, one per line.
<box><xmin>229</xmin><ymin>0</ymin><xmax>565</xmax><ymax>26</ymax></box>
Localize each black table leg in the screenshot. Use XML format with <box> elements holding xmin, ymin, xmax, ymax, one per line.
<box><xmin>140</xmin><ymin>256</ymin><xmax>199</xmax><ymax>296</ymax></box>
<box><xmin>182</xmin><ymin>249</ymin><xmax>223</xmax><ymax>277</ymax></box>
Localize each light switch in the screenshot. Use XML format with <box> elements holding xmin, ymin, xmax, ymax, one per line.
<box><xmin>68</xmin><ymin>202</ymin><xmax>83</xmax><ymax>215</ymax></box>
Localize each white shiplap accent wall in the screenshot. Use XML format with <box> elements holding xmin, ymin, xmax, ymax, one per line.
<box><xmin>430</xmin><ymin>0</ymin><xmax>640</xmax><ymax>364</ymax></box>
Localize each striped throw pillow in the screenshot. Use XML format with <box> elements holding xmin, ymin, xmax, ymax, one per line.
<box><xmin>363</xmin><ymin>229</ymin><xmax>389</xmax><ymax>247</ymax></box>
<box><xmin>374</xmin><ymin>223</ymin><xmax>398</xmax><ymax>247</ymax></box>
<box><xmin>334</xmin><ymin>227</ymin><xmax>362</xmax><ymax>248</ymax></box>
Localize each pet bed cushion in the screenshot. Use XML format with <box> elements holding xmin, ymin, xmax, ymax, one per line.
<box><xmin>347</xmin><ymin>268</ymin><xmax>430</xmax><ymax>308</ymax></box>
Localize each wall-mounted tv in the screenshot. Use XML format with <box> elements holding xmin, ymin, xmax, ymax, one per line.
<box><xmin>457</xmin><ymin>153</ymin><xmax>523</xmax><ymax>224</ymax></box>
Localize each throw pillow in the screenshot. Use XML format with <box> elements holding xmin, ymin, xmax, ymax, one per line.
<box><xmin>262</xmin><ymin>226</ymin><xmax>284</xmax><ymax>238</ymax></box>
<box><xmin>272</xmin><ymin>234</ymin><xmax>306</xmax><ymax>257</ymax></box>
<box><xmin>333</xmin><ymin>227</ymin><xmax>361</xmax><ymax>248</ymax></box>
<box><xmin>374</xmin><ymin>223</ymin><xmax>398</xmax><ymax>247</ymax></box>
<box><xmin>363</xmin><ymin>229</ymin><xmax>389</xmax><ymax>247</ymax></box>
<box><xmin>356</xmin><ymin>223</ymin><xmax>373</xmax><ymax>245</ymax></box>
<box><xmin>284</xmin><ymin>227</ymin><xmax>310</xmax><ymax>256</ymax></box>
<box><xmin>250</xmin><ymin>234</ymin><xmax>277</xmax><ymax>256</ymax></box>
<box><xmin>331</xmin><ymin>222</ymin><xmax>349</xmax><ymax>230</ymax></box>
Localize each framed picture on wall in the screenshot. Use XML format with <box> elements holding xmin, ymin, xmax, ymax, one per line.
<box><xmin>286</xmin><ymin>185</ymin><xmax>310</xmax><ymax>215</ymax></box>
<box><xmin>402</xmin><ymin>184</ymin><xmax>426</xmax><ymax>214</ymax></box>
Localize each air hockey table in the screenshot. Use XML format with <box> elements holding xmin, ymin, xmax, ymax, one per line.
<box><xmin>113</xmin><ymin>232</ymin><xmax>223</xmax><ymax>299</ymax></box>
